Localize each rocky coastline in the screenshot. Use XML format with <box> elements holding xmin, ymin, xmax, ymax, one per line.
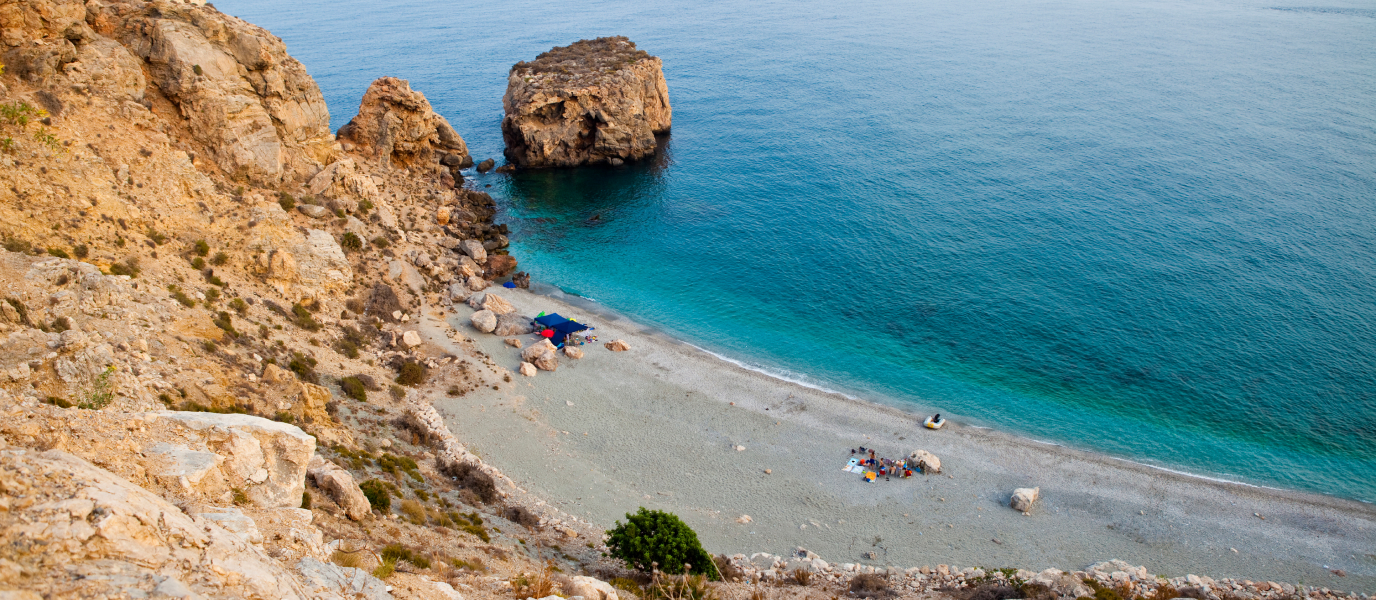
<box><xmin>0</xmin><ymin>1</ymin><xmax>1369</xmax><ymax>599</ymax></box>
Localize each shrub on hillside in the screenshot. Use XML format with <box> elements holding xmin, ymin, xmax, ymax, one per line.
<box><xmin>605</xmin><ymin>508</ymin><xmax>716</xmax><ymax>578</ymax></box>
<box><xmin>359</xmin><ymin>479</ymin><xmax>390</xmax><ymax>512</ymax></box>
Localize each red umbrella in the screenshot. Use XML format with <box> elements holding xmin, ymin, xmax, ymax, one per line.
<box><xmin>540</xmin><ymin>329</ymin><xmax>555</xmax><ymax>338</ymax></box>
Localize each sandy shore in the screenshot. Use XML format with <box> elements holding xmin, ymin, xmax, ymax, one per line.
<box><xmin>420</xmin><ymin>286</ymin><xmax>1374</xmax><ymax>591</ymax></box>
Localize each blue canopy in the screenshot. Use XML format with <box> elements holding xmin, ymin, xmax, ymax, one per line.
<box><xmin>533</xmin><ymin>313</ymin><xmax>568</xmax><ymax>327</ymax></box>
<box><xmin>550</xmin><ymin>321</ymin><xmax>589</xmax><ymax>337</ymax></box>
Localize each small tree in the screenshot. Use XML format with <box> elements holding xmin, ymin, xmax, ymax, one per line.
<box><xmin>606</xmin><ymin>508</ymin><xmax>716</xmax><ymax>579</ymax></box>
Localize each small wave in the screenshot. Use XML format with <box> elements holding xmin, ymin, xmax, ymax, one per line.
<box><xmin>1267</xmin><ymin>6</ymin><xmax>1376</xmax><ymax>18</ymax></box>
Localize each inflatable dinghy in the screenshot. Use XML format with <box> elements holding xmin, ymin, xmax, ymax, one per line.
<box><xmin>924</xmin><ymin>416</ymin><xmax>945</xmax><ymax>430</ymax></box>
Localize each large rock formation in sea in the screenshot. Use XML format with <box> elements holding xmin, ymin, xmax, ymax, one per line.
<box><xmin>502</xmin><ymin>36</ymin><xmax>671</xmax><ymax>168</ymax></box>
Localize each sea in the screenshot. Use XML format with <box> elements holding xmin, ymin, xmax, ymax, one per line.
<box><xmin>217</xmin><ymin>0</ymin><xmax>1376</xmax><ymax>502</ymax></box>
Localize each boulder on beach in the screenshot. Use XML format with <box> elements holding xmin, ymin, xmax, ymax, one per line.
<box><xmin>522</xmin><ymin>339</ymin><xmax>559</xmax><ymax>371</ymax></box>
<box><xmin>475</xmin><ymin>293</ymin><xmax>515</xmax><ymax>314</ymax></box>
<box><xmin>502</xmin><ymin>37</ymin><xmax>671</xmax><ymax>168</ymax></box>
<box><xmin>470</xmin><ymin>309</ymin><xmax>497</xmax><ymax>333</ymax></box>
<box><xmin>1011</xmin><ymin>487</ymin><xmax>1040</xmax><ymax>513</ymax></box>
<box><xmin>910</xmin><ymin>450</ymin><xmax>941</xmax><ymax>474</ymax></box>
<box><xmin>400</xmin><ymin>330</ymin><xmax>422</xmax><ymax>348</ymax></box>
<box><xmin>519</xmin><ymin>362</ymin><xmax>537</xmax><ymax>377</ymax></box>
<box><xmin>604</xmin><ymin>339</ymin><xmax>630</xmax><ymax>352</ymax></box>
<box><xmin>505</xmin><ymin>338</ymin><xmax>523</xmax><ymax>348</ymax></box>
<box><xmin>493</xmin><ymin>313</ymin><xmax>535</xmax><ymax>336</ymax></box>
<box><xmin>564</xmin><ymin>345</ymin><xmax>584</xmax><ymax>359</ymax></box>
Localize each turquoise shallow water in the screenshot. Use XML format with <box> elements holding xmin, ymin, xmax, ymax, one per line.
<box><xmin>219</xmin><ymin>0</ymin><xmax>1376</xmax><ymax>501</ymax></box>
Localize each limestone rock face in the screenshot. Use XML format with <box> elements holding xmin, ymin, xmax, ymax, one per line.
<box><xmin>503</xmin><ymin>36</ymin><xmax>671</xmax><ymax>168</ymax></box>
<box><xmin>90</xmin><ymin>0</ymin><xmax>333</xmax><ymax>185</ymax></box>
<box><xmin>151</xmin><ymin>412</ymin><xmax>316</xmax><ymax>508</ymax></box>
<box><xmin>337</xmin><ymin>76</ymin><xmax>470</xmax><ymax>171</ymax></box>
<box><xmin>0</xmin><ymin>448</ymin><xmax>320</xmax><ymax>599</ymax></box>
<box><xmin>308</xmin><ymin>158</ymin><xmax>381</xmax><ymax>211</ymax></box>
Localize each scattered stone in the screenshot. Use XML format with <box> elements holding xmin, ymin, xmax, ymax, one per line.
<box><xmin>476</xmin><ymin>158</ymin><xmax>495</xmax><ymax>173</ymax></box>
<box><xmin>1011</xmin><ymin>487</ymin><xmax>1040</xmax><ymax>513</ymax></box>
<box><xmin>564</xmin><ymin>345</ymin><xmax>584</xmax><ymax>359</ymax></box>
<box><xmin>308</xmin><ymin>458</ymin><xmax>371</xmax><ymax>521</ymax></box>
<box><xmin>298</xmin><ymin>204</ymin><xmax>329</xmax><ymax>218</ymax></box>
<box><xmin>505</xmin><ymin>338</ymin><xmax>523</xmax><ymax>348</ymax></box>
<box><xmin>604</xmin><ymin>339</ymin><xmax>630</xmax><ymax>352</ymax></box>
<box><xmin>736</xmin><ymin>515</ymin><xmax>753</xmax><ymax>524</ymax></box>
<box><xmin>459</xmin><ymin>239</ymin><xmax>488</xmax><ymax>263</ymax></box>
<box><xmin>400</xmin><ymin>330</ymin><xmax>422</xmax><ymax>348</ymax></box>
<box><xmin>519</xmin><ymin>362</ymin><xmax>537</xmax><ymax>377</ymax></box>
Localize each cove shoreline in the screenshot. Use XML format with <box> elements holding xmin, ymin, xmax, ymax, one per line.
<box><xmin>420</xmin><ymin>282</ymin><xmax>1376</xmax><ymax>592</ymax></box>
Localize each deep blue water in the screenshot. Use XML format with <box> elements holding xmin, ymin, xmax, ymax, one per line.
<box><xmin>218</xmin><ymin>0</ymin><xmax>1376</xmax><ymax>501</ymax></box>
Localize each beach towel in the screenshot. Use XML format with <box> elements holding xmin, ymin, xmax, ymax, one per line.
<box><xmin>864</xmin><ymin>471</ymin><xmax>877</xmax><ymax>482</ymax></box>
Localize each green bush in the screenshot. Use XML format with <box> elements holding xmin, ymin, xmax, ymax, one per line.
<box><xmin>606</xmin><ymin>508</ymin><xmax>716</xmax><ymax>578</ymax></box>
<box><xmin>301</xmin><ymin>491</ymin><xmax>312</xmax><ymax>509</ymax></box>
<box><xmin>341</xmin><ymin>231</ymin><xmax>363</xmax><ymax>252</ymax></box>
<box><xmin>279</xmin><ymin>192</ymin><xmax>295</xmax><ymax>211</ymax></box>
<box><xmin>73</xmin><ymin>244</ymin><xmax>88</xmax><ymax>259</ymax></box>
<box><xmin>47</xmin><ymin>247</ymin><xmax>69</xmax><ymax>259</ymax></box>
<box><xmin>291</xmin><ymin>303</ymin><xmax>322</xmax><ymax>331</ymax></box>
<box><xmin>395</xmin><ymin>360</ymin><xmax>427</xmax><ymax>387</ymax></box>
<box><xmin>211</xmin><ymin>252</ymin><xmax>229</xmax><ymax>266</ymax></box>
<box><xmin>359</xmin><ymin>479</ymin><xmax>390</xmax><ymax>511</ymax></box>
<box><xmin>193</xmin><ymin>239</ymin><xmax>210</xmax><ymax>256</ymax></box>
<box><xmin>340</xmin><ymin>376</ymin><xmax>368</xmax><ymax>402</ymax></box>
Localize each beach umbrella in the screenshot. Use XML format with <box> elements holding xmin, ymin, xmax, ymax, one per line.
<box><xmin>540</xmin><ymin>329</ymin><xmax>555</xmax><ymax>338</ymax></box>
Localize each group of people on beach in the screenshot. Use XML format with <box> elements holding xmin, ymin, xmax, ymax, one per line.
<box><xmin>851</xmin><ymin>446</ymin><xmax>917</xmax><ymax>481</ymax></box>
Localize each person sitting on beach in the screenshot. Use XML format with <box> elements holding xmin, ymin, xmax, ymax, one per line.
<box><xmin>932</xmin><ymin>414</ymin><xmax>941</xmax><ymax>422</ymax></box>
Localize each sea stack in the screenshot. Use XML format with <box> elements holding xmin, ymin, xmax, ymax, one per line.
<box><xmin>502</xmin><ymin>36</ymin><xmax>672</xmax><ymax>168</ymax></box>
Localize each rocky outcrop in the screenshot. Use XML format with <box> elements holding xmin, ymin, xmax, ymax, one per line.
<box><xmin>150</xmin><ymin>412</ymin><xmax>316</xmax><ymax>508</ymax></box>
<box><xmin>0</xmin><ymin>446</ymin><xmax>326</xmax><ymax>599</ymax></box>
<box><xmin>503</xmin><ymin>36</ymin><xmax>671</xmax><ymax>168</ymax></box>
<box><xmin>87</xmin><ymin>0</ymin><xmax>334</xmax><ymax>184</ymax></box>
<box><xmin>337</xmin><ymin>76</ymin><xmax>471</xmax><ymax>174</ymax></box>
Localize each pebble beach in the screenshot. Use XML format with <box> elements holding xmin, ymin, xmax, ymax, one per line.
<box><xmin>425</xmin><ymin>286</ymin><xmax>1376</xmax><ymax>592</ymax></box>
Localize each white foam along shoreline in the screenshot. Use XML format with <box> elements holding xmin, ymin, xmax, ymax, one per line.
<box><xmin>435</xmin><ymin>283</ymin><xmax>1376</xmax><ymax>589</ymax></box>
<box><xmin>522</xmin><ymin>281</ymin><xmax>1325</xmax><ymax>502</ymax></box>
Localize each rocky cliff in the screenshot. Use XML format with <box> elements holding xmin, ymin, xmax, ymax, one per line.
<box><xmin>501</xmin><ymin>36</ymin><xmax>671</xmax><ymax>168</ymax></box>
